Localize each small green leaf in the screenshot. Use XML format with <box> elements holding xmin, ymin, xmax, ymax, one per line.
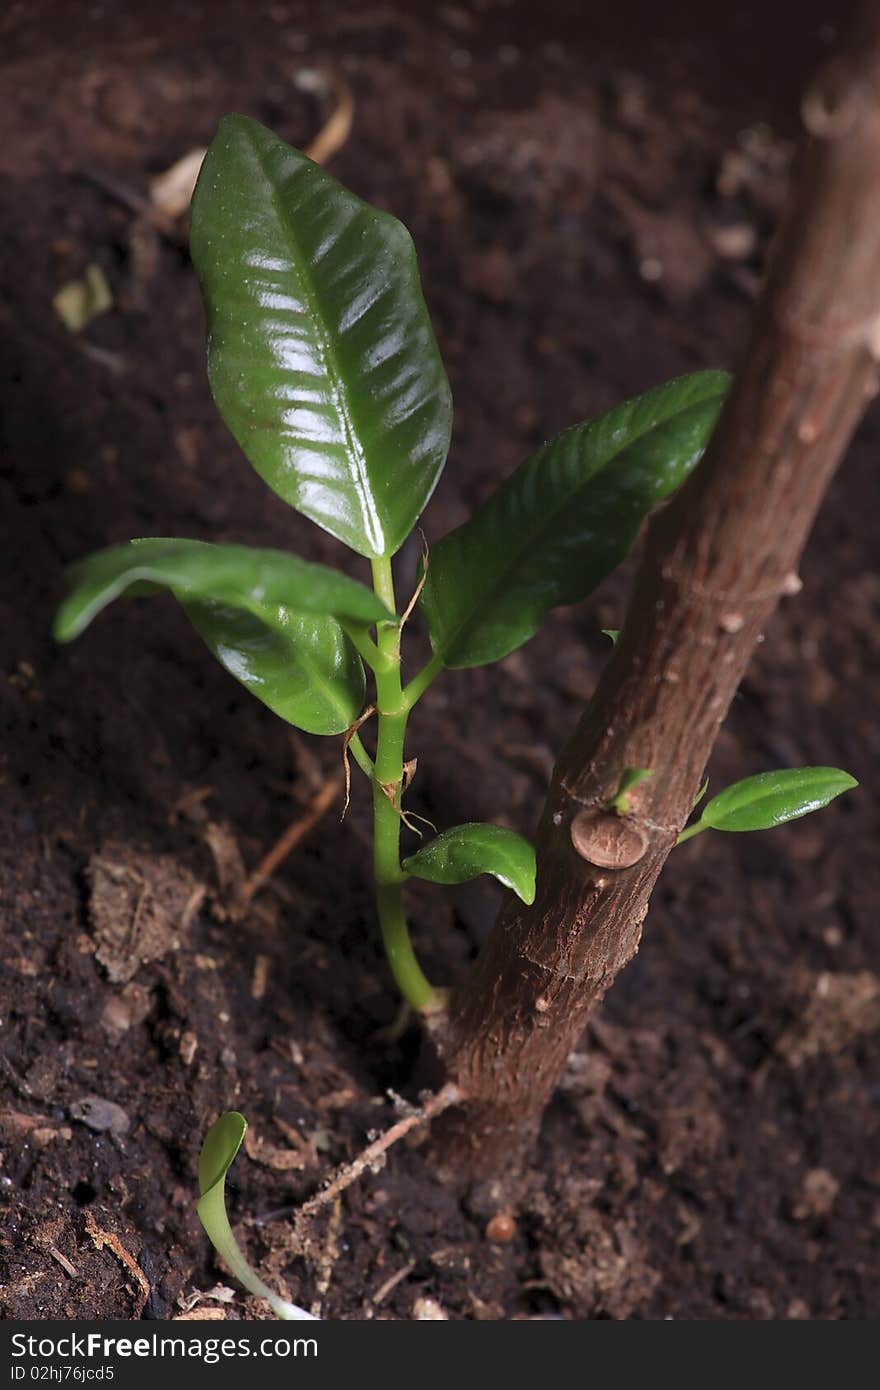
<box><xmin>198</xmin><ymin>1110</ymin><xmax>247</xmax><ymax>1197</ymax></box>
<box><xmin>602</xmin><ymin>628</ymin><xmax>620</xmax><ymax>645</ymax></box>
<box><xmin>403</xmin><ymin>823</ymin><xmax>536</xmax><ymax>904</ymax></box>
<box><xmin>692</xmin><ymin>778</ymin><xmax>710</xmax><ymax>810</ymax></box>
<box><xmin>54</xmin><ymin>539</ymin><xmax>371</xmax><ymax>734</ymax></box>
<box><xmin>699</xmin><ymin>767</ymin><xmax>858</xmax><ymax>833</ymax></box>
<box><xmin>420</xmin><ymin>370</ymin><xmax>729</xmax><ymax>668</ymax></box>
<box><xmin>191</xmin><ymin>115</ymin><xmax>453</xmax><ymax>558</ymax></box>
<box><xmin>197</xmin><ymin>1113</ymin><xmax>315</xmax><ymax>1321</ymax></box>
<box><xmin>608</xmin><ymin>766</ymin><xmax>652</xmax><ymax>814</ymax></box>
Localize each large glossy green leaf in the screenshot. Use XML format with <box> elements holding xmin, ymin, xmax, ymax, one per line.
<box><xmin>420</xmin><ymin>370</ymin><xmax>730</xmax><ymax>668</ymax></box>
<box><xmin>54</xmin><ymin>539</ymin><xmax>369</xmax><ymax>734</ymax></box>
<box><xmin>698</xmin><ymin>767</ymin><xmax>857</xmax><ymax>833</ymax></box>
<box><xmin>53</xmin><ymin>538</ymin><xmax>391</xmax><ymax>642</ymax></box>
<box><xmin>190</xmin><ymin>114</ymin><xmax>453</xmax><ymax>559</ymax></box>
<box><xmin>403</xmin><ymin>823</ymin><xmax>536</xmax><ymax>904</ymax></box>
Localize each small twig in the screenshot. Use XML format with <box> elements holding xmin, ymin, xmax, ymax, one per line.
<box><xmin>239</xmin><ymin>777</ymin><xmax>343</xmax><ymax>906</ymax></box>
<box><xmin>312</xmin><ymin>1196</ymin><xmax>343</xmax><ymax>1314</ymax></box>
<box><xmin>250</xmin><ymin>953</ymin><xmax>271</xmax><ymax>1001</ymax></box>
<box><xmin>81</xmin><ymin>67</ymin><xmax>352</xmax><ymax>253</ymax></box>
<box><xmin>294</xmin><ymin>1083</ymin><xmax>460</xmax><ymax>1233</ymax></box>
<box><xmin>169</xmin><ymin>785</ymin><xmax>213</xmax><ymax>821</ymax></box>
<box><xmin>300</xmin><ymin>68</ymin><xmax>355</xmax><ymax>165</ymax></box>
<box><xmin>372</xmin><ymin>1260</ymin><xmax>416</xmax><ymax>1307</ymax></box>
<box><xmin>47</xmin><ymin>1246</ymin><xmax>78</xmax><ymax>1279</ymax></box>
<box><xmin>84</xmin><ymin>1212</ymin><xmax>150</xmax><ymax>1317</ymax></box>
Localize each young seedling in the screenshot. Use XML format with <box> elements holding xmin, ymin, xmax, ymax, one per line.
<box><xmin>197</xmin><ymin>1111</ymin><xmax>316</xmax><ymax>1320</ymax></box>
<box><xmin>55</xmin><ymin>116</ymin><xmax>857</xmax><ymax>1019</ymax></box>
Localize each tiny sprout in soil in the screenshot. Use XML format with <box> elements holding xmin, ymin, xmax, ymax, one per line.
<box><xmin>198</xmin><ymin>1112</ymin><xmax>315</xmax><ymax>1321</ymax></box>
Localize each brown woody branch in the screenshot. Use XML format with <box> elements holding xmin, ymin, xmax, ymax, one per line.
<box><xmin>435</xmin><ymin>4</ymin><xmax>880</xmax><ymax>1178</ymax></box>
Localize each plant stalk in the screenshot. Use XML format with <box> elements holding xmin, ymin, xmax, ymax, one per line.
<box><xmin>369</xmin><ymin>556</ymin><xmax>436</xmax><ymax>1012</ymax></box>
<box><xmin>674</xmin><ymin>821</ymin><xmax>706</xmax><ymax>846</ymax></box>
<box><xmin>403</xmin><ymin>651</ymin><xmax>444</xmax><ymax>709</ymax></box>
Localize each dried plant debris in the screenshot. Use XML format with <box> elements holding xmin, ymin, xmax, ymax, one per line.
<box><xmin>53</xmin><ymin>264</ymin><xmax>113</xmax><ymax>332</ymax></box>
<box><xmin>87</xmin><ymin>843</ymin><xmax>205</xmax><ymax>982</ymax></box>
<box><xmin>149</xmin><ymin>148</ymin><xmax>206</xmax><ymax>219</ymax></box>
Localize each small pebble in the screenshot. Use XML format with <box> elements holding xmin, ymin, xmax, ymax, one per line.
<box><xmin>486</xmin><ymin>1212</ymin><xmax>517</xmax><ymax>1243</ymax></box>
<box><xmin>69</xmin><ymin>1095</ymin><xmax>130</xmax><ymax>1138</ymax></box>
<box><xmin>412</xmin><ymin>1296</ymin><xmax>448</xmax><ymax>1320</ymax></box>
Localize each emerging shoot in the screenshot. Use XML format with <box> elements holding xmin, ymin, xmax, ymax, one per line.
<box><xmin>197</xmin><ymin>1112</ymin><xmax>316</xmax><ymax>1321</ymax></box>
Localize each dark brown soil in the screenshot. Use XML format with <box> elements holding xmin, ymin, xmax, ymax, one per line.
<box><xmin>1</xmin><ymin>0</ymin><xmax>877</xmax><ymax>1322</ymax></box>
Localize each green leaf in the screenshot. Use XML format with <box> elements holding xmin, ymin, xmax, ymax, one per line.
<box><xmin>608</xmin><ymin>766</ymin><xmax>653</xmax><ymax>814</ymax></box>
<box><xmin>420</xmin><ymin>370</ymin><xmax>730</xmax><ymax>668</ymax></box>
<box><xmin>699</xmin><ymin>767</ymin><xmax>858</xmax><ymax>833</ymax></box>
<box><xmin>403</xmin><ymin>823</ymin><xmax>536</xmax><ymax>904</ymax></box>
<box><xmin>54</xmin><ymin>539</ymin><xmax>370</xmax><ymax>734</ymax></box>
<box><xmin>602</xmin><ymin>628</ymin><xmax>620</xmax><ymax>645</ymax></box>
<box><xmin>182</xmin><ymin>600</ymin><xmax>364</xmax><ymax>734</ymax></box>
<box><xmin>197</xmin><ymin>1113</ymin><xmax>315</xmax><ymax>1321</ymax></box>
<box><xmin>198</xmin><ymin>1110</ymin><xmax>247</xmax><ymax>1197</ymax></box>
<box><xmin>190</xmin><ymin>114</ymin><xmax>453</xmax><ymax>559</ymax></box>
<box><xmin>54</xmin><ymin>538</ymin><xmax>391</xmax><ymax>641</ymax></box>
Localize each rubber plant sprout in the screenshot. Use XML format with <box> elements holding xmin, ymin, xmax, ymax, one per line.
<box><xmin>55</xmin><ymin>117</ymin><xmax>856</xmax><ymax>1018</ymax></box>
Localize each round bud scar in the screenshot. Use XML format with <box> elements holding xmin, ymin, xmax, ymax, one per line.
<box><xmin>570</xmin><ymin>808</ymin><xmax>648</xmax><ymax>868</ymax></box>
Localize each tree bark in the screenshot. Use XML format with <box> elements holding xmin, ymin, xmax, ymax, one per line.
<box><xmin>434</xmin><ymin>3</ymin><xmax>880</xmax><ymax>1180</ymax></box>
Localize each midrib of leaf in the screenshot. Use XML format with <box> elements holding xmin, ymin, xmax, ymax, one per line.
<box><xmin>432</xmin><ymin>395</ymin><xmax>719</xmax><ymax>659</ymax></box>
<box><xmin>287</xmin><ymin>620</ymin><xmax>359</xmax><ymax>725</ymax></box>
<box><xmin>250</xmin><ymin>135</ymin><xmax>385</xmax><ymax>556</ymax></box>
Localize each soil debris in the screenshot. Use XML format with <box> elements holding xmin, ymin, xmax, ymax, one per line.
<box><xmin>88</xmin><ymin>844</ymin><xmax>205</xmax><ymax>982</ymax></box>
<box><xmin>776</xmin><ymin>969</ymin><xmax>880</xmax><ymax>1067</ymax></box>
<box><xmin>69</xmin><ymin>1096</ymin><xmax>131</xmax><ymax>1139</ymax></box>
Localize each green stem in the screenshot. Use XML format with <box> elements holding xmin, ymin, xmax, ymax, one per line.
<box><xmin>368</xmin><ymin>556</ymin><xmax>436</xmax><ymax>1012</ymax></box>
<box><xmin>347</xmin><ymin>732</ymin><xmax>374</xmax><ymax>778</ymax></box>
<box><xmin>197</xmin><ymin>1189</ymin><xmax>314</xmax><ymax>1321</ymax></box>
<box><xmin>341</xmin><ymin>621</ymin><xmax>388</xmax><ymax>673</ymax></box>
<box><xmin>402</xmin><ymin>650</ymin><xmax>444</xmax><ymax>710</ymax></box>
<box><xmin>675</xmin><ymin>820</ymin><xmax>707</xmax><ymax>846</ymax></box>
